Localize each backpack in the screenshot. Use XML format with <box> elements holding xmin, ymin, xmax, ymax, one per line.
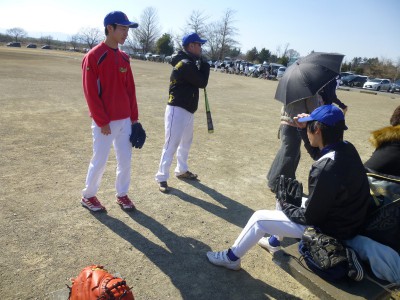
<box><xmin>364</xmin><ymin>172</ymin><xmax>400</xmax><ymax>253</ymax></box>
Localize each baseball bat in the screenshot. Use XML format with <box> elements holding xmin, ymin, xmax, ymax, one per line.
<box><xmin>204</xmin><ymin>88</ymin><xmax>214</xmax><ymax>133</ymax></box>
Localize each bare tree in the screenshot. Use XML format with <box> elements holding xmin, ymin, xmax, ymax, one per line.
<box><xmin>6</xmin><ymin>27</ymin><xmax>27</xmax><ymax>42</ymax></box>
<box><xmin>79</xmin><ymin>27</ymin><xmax>103</xmax><ymax>49</ymax></box>
<box><xmin>69</xmin><ymin>34</ymin><xmax>80</xmax><ymax>51</ymax></box>
<box><xmin>205</xmin><ymin>9</ymin><xmax>238</xmax><ymax>60</ymax></box>
<box><xmin>40</xmin><ymin>35</ymin><xmax>53</xmax><ymax>46</ymax></box>
<box><xmin>286</xmin><ymin>49</ymin><xmax>300</xmax><ymax>60</ymax></box>
<box><xmin>203</xmin><ymin>22</ymin><xmax>222</xmax><ymax>60</ymax></box>
<box><xmin>219</xmin><ymin>9</ymin><xmax>239</xmax><ymax>60</ymax></box>
<box><xmin>184</xmin><ymin>10</ymin><xmax>209</xmax><ymax>36</ymax></box>
<box><xmin>281</xmin><ymin>43</ymin><xmax>290</xmax><ymax>58</ymax></box>
<box><xmin>132</xmin><ymin>7</ymin><xmax>161</xmax><ymax>53</ymax></box>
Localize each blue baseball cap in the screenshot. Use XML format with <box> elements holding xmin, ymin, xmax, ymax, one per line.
<box><xmin>104</xmin><ymin>11</ymin><xmax>138</xmax><ymax>28</ymax></box>
<box><xmin>182</xmin><ymin>33</ymin><xmax>207</xmax><ymax>46</ymax></box>
<box><xmin>298</xmin><ymin>105</ymin><xmax>348</xmax><ymax>129</ymax></box>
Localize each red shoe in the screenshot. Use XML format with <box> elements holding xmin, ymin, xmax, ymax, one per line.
<box><xmin>116</xmin><ymin>195</ymin><xmax>136</xmax><ymax>211</ymax></box>
<box><xmin>81</xmin><ymin>196</ymin><xmax>106</xmax><ymax>212</ymax></box>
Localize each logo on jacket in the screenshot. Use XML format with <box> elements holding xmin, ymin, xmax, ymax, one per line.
<box><xmin>119</xmin><ymin>67</ymin><xmax>127</xmax><ymax>73</ymax></box>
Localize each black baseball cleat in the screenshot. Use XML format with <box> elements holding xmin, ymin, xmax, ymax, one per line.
<box><xmin>176</xmin><ymin>171</ymin><xmax>198</xmax><ymax>180</ymax></box>
<box><xmin>159</xmin><ymin>181</ymin><xmax>170</xmax><ymax>193</ymax></box>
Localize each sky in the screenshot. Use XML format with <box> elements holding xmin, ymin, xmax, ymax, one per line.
<box><xmin>1</xmin><ymin>0</ymin><xmax>399</xmax><ymax>63</ymax></box>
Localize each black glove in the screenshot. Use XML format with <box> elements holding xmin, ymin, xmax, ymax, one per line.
<box><xmin>276</xmin><ymin>175</ymin><xmax>303</xmax><ymax>208</ymax></box>
<box><xmin>130</xmin><ymin>122</ymin><xmax>146</xmax><ymax>149</ymax></box>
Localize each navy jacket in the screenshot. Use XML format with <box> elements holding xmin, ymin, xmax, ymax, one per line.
<box><xmin>281</xmin><ymin>141</ymin><xmax>371</xmax><ymax>240</ymax></box>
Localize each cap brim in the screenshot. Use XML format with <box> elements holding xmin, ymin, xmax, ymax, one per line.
<box><xmin>116</xmin><ymin>22</ymin><xmax>139</xmax><ymax>28</ymax></box>
<box><xmin>297</xmin><ymin>116</ymin><xmax>314</xmax><ymax>123</ymax></box>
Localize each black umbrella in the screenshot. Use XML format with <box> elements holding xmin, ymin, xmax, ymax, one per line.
<box><xmin>274</xmin><ymin>52</ymin><xmax>345</xmax><ymax>105</ymax></box>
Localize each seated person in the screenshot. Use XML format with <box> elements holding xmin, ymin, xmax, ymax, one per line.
<box><xmin>345</xmin><ymin>105</ymin><xmax>400</xmax><ymax>284</ymax></box>
<box><xmin>364</xmin><ymin>105</ymin><xmax>400</xmax><ymax>177</ymax></box>
<box><xmin>206</xmin><ymin>105</ymin><xmax>370</xmax><ymax>274</ymax></box>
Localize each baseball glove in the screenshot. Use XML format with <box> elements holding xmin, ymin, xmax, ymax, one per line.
<box><xmin>276</xmin><ymin>175</ymin><xmax>303</xmax><ymax>208</ymax></box>
<box><xmin>68</xmin><ymin>265</ymin><xmax>134</xmax><ymax>300</ymax></box>
<box><xmin>130</xmin><ymin>122</ymin><xmax>146</xmax><ymax>149</ymax></box>
<box><xmin>302</xmin><ymin>227</ymin><xmax>347</xmax><ymax>269</ymax></box>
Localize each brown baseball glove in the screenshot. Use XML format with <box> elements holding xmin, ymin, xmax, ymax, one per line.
<box><xmin>68</xmin><ymin>265</ymin><xmax>134</xmax><ymax>300</ymax></box>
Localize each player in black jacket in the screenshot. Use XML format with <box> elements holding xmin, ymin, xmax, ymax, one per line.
<box><xmin>207</xmin><ymin>105</ymin><xmax>371</xmax><ymax>271</ymax></box>
<box><xmin>155</xmin><ymin>33</ymin><xmax>210</xmax><ymax>193</ymax></box>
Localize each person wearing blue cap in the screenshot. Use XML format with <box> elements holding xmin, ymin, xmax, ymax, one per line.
<box><xmin>155</xmin><ymin>33</ymin><xmax>210</xmax><ymax>193</ymax></box>
<box><xmin>80</xmin><ymin>11</ymin><xmax>141</xmax><ymax>212</ymax></box>
<box><xmin>207</xmin><ymin>105</ymin><xmax>370</xmax><ymax>278</ymax></box>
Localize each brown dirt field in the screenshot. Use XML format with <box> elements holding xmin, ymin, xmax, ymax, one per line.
<box><xmin>0</xmin><ymin>47</ymin><xmax>399</xmax><ymax>300</ymax></box>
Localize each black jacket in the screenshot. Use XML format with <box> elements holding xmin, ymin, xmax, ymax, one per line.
<box><xmin>167</xmin><ymin>50</ymin><xmax>210</xmax><ymax>113</ymax></box>
<box><xmin>364</xmin><ymin>125</ymin><xmax>400</xmax><ymax>177</ymax></box>
<box><xmin>281</xmin><ymin>141</ymin><xmax>371</xmax><ymax>240</ymax></box>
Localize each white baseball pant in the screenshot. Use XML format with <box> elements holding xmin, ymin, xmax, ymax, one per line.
<box><xmin>155</xmin><ymin>105</ymin><xmax>194</xmax><ymax>182</ymax></box>
<box><xmin>82</xmin><ymin>117</ymin><xmax>132</xmax><ymax>198</ymax></box>
<box><xmin>231</xmin><ymin>198</ymin><xmax>308</xmax><ymax>258</ymax></box>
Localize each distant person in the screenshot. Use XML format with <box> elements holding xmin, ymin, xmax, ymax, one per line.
<box><xmin>364</xmin><ymin>105</ymin><xmax>400</xmax><ymax>176</ymax></box>
<box><xmin>207</xmin><ymin>105</ymin><xmax>370</xmax><ymax>274</ymax></box>
<box><xmin>155</xmin><ymin>33</ymin><xmax>210</xmax><ymax>193</ymax></box>
<box><xmin>81</xmin><ymin>11</ymin><xmax>141</xmax><ymax>212</ymax></box>
<box><xmin>318</xmin><ymin>78</ymin><xmax>348</xmax><ymax>113</ymax></box>
<box><xmin>266</xmin><ymin>95</ymin><xmax>320</xmax><ymax>191</ymax></box>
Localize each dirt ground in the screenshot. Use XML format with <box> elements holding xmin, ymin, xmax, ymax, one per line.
<box><xmin>0</xmin><ymin>47</ymin><xmax>399</xmax><ymax>300</ymax></box>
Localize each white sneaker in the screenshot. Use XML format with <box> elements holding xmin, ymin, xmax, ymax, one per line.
<box><xmin>258</xmin><ymin>237</ymin><xmax>281</xmax><ymax>254</ymax></box>
<box><xmin>206</xmin><ymin>250</ymin><xmax>241</xmax><ymax>270</ymax></box>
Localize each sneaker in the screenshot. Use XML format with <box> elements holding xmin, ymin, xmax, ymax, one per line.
<box><xmin>176</xmin><ymin>171</ymin><xmax>198</xmax><ymax>180</ymax></box>
<box><xmin>81</xmin><ymin>196</ymin><xmax>106</xmax><ymax>212</ymax></box>
<box><xmin>346</xmin><ymin>248</ymin><xmax>364</xmax><ymax>281</ymax></box>
<box><xmin>257</xmin><ymin>236</ymin><xmax>281</xmax><ymax>254</ymax></box>
<box><xmin>206</xmin><ymin>250</ymin><xmax>241</xmax><ymax>271</ymax></box>
<box><xmin>116</xmin><ymin>195</ymin><xmax>136</xmax><ymax>211</ymax></box>
<box><xmin>159</xmin><ymin>181</ymin><xmax>170</xmax><ymax>193</ymax></box>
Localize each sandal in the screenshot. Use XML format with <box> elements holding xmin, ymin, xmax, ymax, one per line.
<box><xmin>176</xmin><ymin>171</ymin><xmax>198</xmax><ymax>180</ymax></box>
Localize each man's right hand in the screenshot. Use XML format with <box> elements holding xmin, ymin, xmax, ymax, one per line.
<box><xmin>293</xmin><ymin>113</ymin><xmax>310</xmax><ymax>128</ymax></box>
<box><xmin>101</xmin><ymin>124</ymin><xmax>111</xmax><ymax>135</ymax></box>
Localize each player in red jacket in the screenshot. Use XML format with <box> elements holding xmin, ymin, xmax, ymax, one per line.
<box><xmin>81</xmin><ymin>11</ymin><xmax>140</xmax><ymax>212</ymax></box>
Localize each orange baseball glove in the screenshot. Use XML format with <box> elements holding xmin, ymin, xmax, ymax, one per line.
<box><xmin>68</xmin><ymin>265</ymin><xmax>134</xmax><ymax>300</ymax></box>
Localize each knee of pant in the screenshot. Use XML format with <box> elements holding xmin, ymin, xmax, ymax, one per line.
<box><xmin>250</xmin><ymin>210</ymin><xmax>267</xmax><ymax>223</ymax></box>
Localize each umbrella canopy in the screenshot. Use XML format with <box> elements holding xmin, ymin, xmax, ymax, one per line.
<box><xmin>274</xmin><ymin>52</ymin><xmax>345</xmax><ymax>105</ymax></box>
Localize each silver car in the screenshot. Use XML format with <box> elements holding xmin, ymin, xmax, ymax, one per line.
<box><xmin>363</xmin><ymin>78</ymin><xmax>391</xmax><ymax>91</ymax></box>
<box><xmin>277</xmin><ymin>67</ymin><xmax>287</xmax><ymax>79</ymax></box>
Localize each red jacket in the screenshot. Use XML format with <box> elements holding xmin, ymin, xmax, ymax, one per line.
<box><xmin>82</xmin><ymin>42</ymin><xmax>138</xmax><ymax>127</ymax></box>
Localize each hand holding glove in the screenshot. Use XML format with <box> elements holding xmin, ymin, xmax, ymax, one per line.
<box><xmin>276</xmin><ymin>175</ymin><xmax>303</xmax><ymax>208</ymax></box>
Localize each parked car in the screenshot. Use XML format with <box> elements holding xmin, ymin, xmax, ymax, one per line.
<box><xmin>276</xmin><ymin>67</ymin><xmax>286</xmax><ymax>79</ymax></box>
<box><xmin>340</xmin><ymin>71</ymin><xmax>353</xmax><ymax>78</ymax></box>
<box><xmin>341</xmin><ymin>75</ymin><xmax>368</xmax><ymax>88</ymax></box>
<box><xmin>41</xmin><ymin>45</ymin><xmax>51</xmax><ymax>49</ymax></box>
<box><xmin>145</xmin><ymin>52</ymin><xmax>152</xmax><ymax>60</ymax></box>
<box><xmin>6</xmin><ymin>42</ymin><xmax>21</xmax><ymax>47</ymax></box>
<box><xmin>26</xmin><ymin>43</ymin><xmax>37</xmax><ymax>48</ymax></box>
<box><xmin>388</xmin><ymin>80</ymin><xmax>400</xmax><ymax>93</ymax></box>
<box><xmin>269</xmin><ymin>63</ymin><xmax>285</xmax><ymax>77</ymax></box>
<box><xmin>363</xmin><ymin>78</ymin><xmax>391</xmax><ymax>91</ymax></box>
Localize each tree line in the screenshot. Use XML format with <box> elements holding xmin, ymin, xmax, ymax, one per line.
<box><xmin>2</xmin><ymin>7</ymin><xmax>399</xmax><ymax>80</ymax></box>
